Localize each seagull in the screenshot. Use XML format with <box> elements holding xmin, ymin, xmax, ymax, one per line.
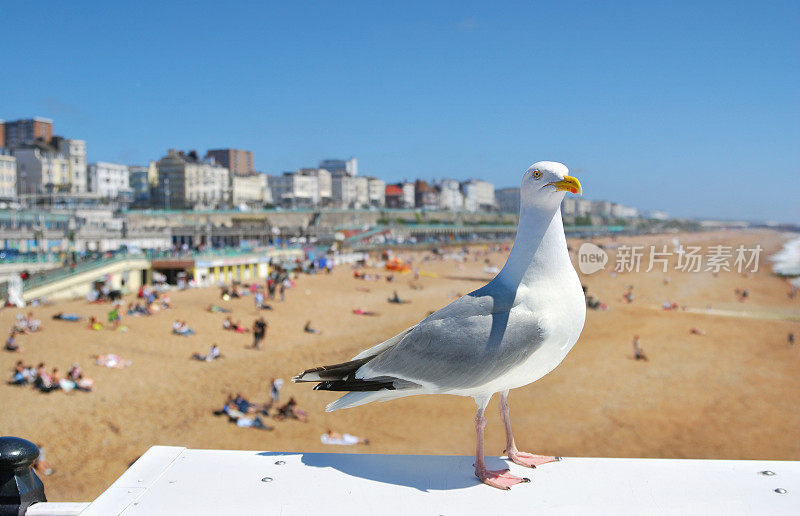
<box><xmin>294</xmin><ymin>162</ymin><xmax>586</xmax><ymax>490</ymax></box>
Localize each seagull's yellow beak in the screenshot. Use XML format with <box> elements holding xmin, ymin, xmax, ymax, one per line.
<box><xmin>547</xmin><ymin>175</ymin><xmax>582</xmax><ymax>195</ymax></box>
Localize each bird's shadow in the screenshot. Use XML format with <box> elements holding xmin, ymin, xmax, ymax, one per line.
<box><xmin>256</xmin><ymin>451</ymin><xmax>510</xmax><ymax>492</ymax></box>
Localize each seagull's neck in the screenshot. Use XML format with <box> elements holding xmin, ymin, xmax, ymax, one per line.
<box><xmin>496</xmin><ymin>205</ymin><xmax>570</xmax><ymax>288</ymax></box>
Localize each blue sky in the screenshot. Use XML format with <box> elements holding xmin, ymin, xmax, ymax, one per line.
<box><xmin>2</xmin><ymin>1</ymin><xmax>798</xmax><ymax>222</ymax></box>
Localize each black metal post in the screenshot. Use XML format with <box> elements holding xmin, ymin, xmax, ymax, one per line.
<box><xmin>0</xmin><ymin>437</ymin><xmax>46</xmax><ymax>516</ymax></box>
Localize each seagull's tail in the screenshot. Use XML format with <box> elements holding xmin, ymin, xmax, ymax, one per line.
<box><xmin>325</xmin><ymin>390</ymin><xmax>419</xmax><ymax>412</ymax></box>
<box><xmin>294</xmin><ymin>355</ymin><xmax>422</xmax><ymax>411</ymax></box>
<box><xmin>292</xmin><ymin>356</ymin><xmax>375</xmax><ymax>384</ymax></box>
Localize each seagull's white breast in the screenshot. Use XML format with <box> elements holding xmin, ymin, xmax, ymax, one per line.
<box><xmin>490</xmin><ymin>267</ymin><xmax>586</xmax><ymax>393</ymax></box>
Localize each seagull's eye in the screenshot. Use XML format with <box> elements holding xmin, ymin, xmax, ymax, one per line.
<box><xmin>532</xmin><ymin>170</ymin><xmax>542</xmax><ymax>180</ymax></box>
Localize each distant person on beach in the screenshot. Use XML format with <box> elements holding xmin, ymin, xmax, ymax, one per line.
<box><xmin>304</xmin><ymin>321</ymin><xmax>320</xmax><ymax>334</ymax></box>
<box><xmin>321</xmin><ymin>429</ymin><xmax>369</xmax><ymax>445</ymax></box>
<box><xmin>108</xmin><ymin>306</ymin><xmax>122</xmax><ymax>330</ymax></box>
<box><xmin>735</xmin><ymin>288</ymin><xmax>749</xmax><ymax>302</ymax></box>
<box><xmin>5</xmin><ymin>331</ymin><xmax>22</xmax><ymax>352</ymax></box>
<box><xmin>623</xmin><ymin>286</ymin><xmax>634</xmax><ymax>304</ymax></box>
<box><xmin>633</xmin><ymin>335</ymin><xmax>648</xmax><ymax>361</ymax></box>
<box><xmin>34</xmin><ymin>445</ymin><xmax>54</xmax><ymax>476</ymax></box>
<box><xmin>789</xmin><ymin>333</ymin><xmax>795</xmax><ymax>346</ymax></box>
<box><xmin>173</xmin><ymin>320</ymin><xmax>195</xmax><ymax>336</ymax></box>
<box><xmin>274</xmin><ymin>396</ymin><xmax>308</xmax><ymax>422</ymax></box>
<box><xmin>192</xmin><ymin>344</ymin><xmax>221</xmax><ymax>362</ymax></box>
<box><xmin>270</xmin><ymin>378</ymin><xmax>283</xmax><ymax>405</ymax></box>
<box><xmin>353</xmin><ymin>307</ymin><xmax>378</xmax><ymax>316</ymax></box>
<box><xmin>388</xmin><ymin>291</ymin><xmax>407</xmax><ymax>304</ymax></box>
<box><xmin>252</xmin><ymin>317</ymin><xmax>267</xmax><ymax>349</ymax></box>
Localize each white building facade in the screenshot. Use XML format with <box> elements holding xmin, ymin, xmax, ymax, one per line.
<box><xmin>54</xmin><ymin>138</ymin><xmax>87</xmax><ymax>193</ymax></box>
<box><xmin>366</xmin><ymin>177</ymin><xmax>386</xmax><ymax>207</ymax></box>
<box><xmin>0</xmin><ymin>151</ymin><xmax>16</xmax><ymax>199</ymax></box>
<box><xmin>401</xmin><ymin>182</ymin><xmax>415</xmax><ymax>208</ymax></box>
<box><xmin>156</xmin><ymin>150</ymin><xmax>230</xmax><ymax>210</ymax></box>
<box><xmin>269</xmin><ymin>172</ymin><xmax>318</xmax><ymax>208</ymax></box>
<box><xmin>437</xmin><ymin>179</ymin><xmax>464</xmax><ymax>211</ymax></box>
<box><xmin>232</xmin><ymin>174</ymin><xmax>267</xmax><ymax>208</ymax></box>
<box><xmin>331</xmin><ymin>175</ymin><xmax>358</xmax><ymax>208</ymax></box>
<box><xmin>88</xmin><ymin>162</ymin><xmax>131</xmax><ymax>199</ymax></box>
<box><xmin>13</xmin><ymin>143</ymin><xmax>70</xmax><ymax>194</ymax></box>
<box><xmin>461</xmin><ymin>179</ymin><xmax>495</xmax><ymax>212</ymax></box>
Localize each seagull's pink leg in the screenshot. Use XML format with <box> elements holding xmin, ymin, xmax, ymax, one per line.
<box><xmin>474</xmin><ymin>405</ymin><xmax>530</xmax><ymax>490</ymax></box>
<box><xmin>500</xmin><ymin>391</ymin><xmax>561</xmax><ymax>468</ymax></box>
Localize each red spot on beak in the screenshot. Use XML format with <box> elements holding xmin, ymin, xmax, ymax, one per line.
<box><xmin>570</xmin><ymin>188</ymin><xmax>577</xmax><ymax>194</ymax></box>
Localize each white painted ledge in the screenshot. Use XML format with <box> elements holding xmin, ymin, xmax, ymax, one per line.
<box><xmin>31</xmin><ymin>446</ymin><xmax>800</xmax><ymax>515</ymax></box>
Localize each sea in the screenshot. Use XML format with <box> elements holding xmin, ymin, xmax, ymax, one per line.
<box><xmin>770</xmin><ymin>234</ymin><xmax>800</xmax><ymax>277</ymax></box>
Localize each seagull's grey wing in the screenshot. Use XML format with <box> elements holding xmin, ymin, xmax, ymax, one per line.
<box><xmin>356</xmin><ymin>282</ymin><xmax>548</xmax><ymax>391</ymax></box>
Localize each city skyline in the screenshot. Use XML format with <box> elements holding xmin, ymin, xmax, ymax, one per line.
<box><xmin>2</xmin><ymin>2</ymin><xmax>798</xmax><ymax>222</ymax></box>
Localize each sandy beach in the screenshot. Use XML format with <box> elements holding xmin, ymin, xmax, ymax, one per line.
<box><xmin>2</xmin><ymin>229</ymin><xmax>799</xmax><ymax>502</ymax></box>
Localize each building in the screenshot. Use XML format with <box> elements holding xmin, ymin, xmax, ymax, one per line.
<box><xmin>414</xmin><ymin>180</ymin><xmax>439</xmax><ymax>210</ymax></box>
<box><xmin>331</xmin><ymin>175</ymin><xmax>359</xmax><ymax>208</ymax></box>
<box><xmin>319</xmin><ymin>157</ymin><xmax>357</xmax><ymax>177</ymax></box>
<box><xmin>205</xmin><ymin>149</ymin><xmax>254</xmax><ymax>177</ymax></box>
<box><xmin>384</xmin><ymin>184</ymin><xmax>404</xmax><ymax>208</ymax></box>
<box><xmin>2</xmin><ymin>117</ymin><xmax>53</xmax><ymax>148</ymax></box>
<box><xmin>366</xmin><ymin>177</ymin><xmax>385</xmax><ymax>207</ymax></box>
<box><xmin>0</xmin><ymin>149</ymin><xmax>16</xmax><ymax>200</ymax></box>
<box><xmin>437</xmin><ymin>179</ymin><xmax>464</xmax><ymax>211</ymax></box>
<box><xmin>590</xmin><ymin>200</ymin><xmax>612</xmax><ymax>217</ymax></box>
<box><xmin>495</xmin><ymin>187</ymin><xmax>520</xmax><ymax>214</ymax></box>
<box><xmin>298</xmin><ymin>168</ymin><xmax>332</xmax><ymax>206</ymax></box>
<box><xmin>269</xmin><ymin>172</ymin><xmax>318</xmax><ymax>208</ymax></box>
<box><xmin>354</xmin><ymin>176</ymin><xmax>369</xmax><ymax>207</ymax></box>
<box><xmin>610</xmin><ymin>203</ymin><xmax>639</xmax><ymax>219</ymax></box>
<box><xmin>88</xmin><ymin>162</ymin><xmax>131</xmax><ymax>200</ymax></box>
<box><xmin>401</xmin><ymin>182</ymin><xmax>415</xmax><ymax>208</ymax></box>
<box><xmin>156</xmin><ymin>150</ymin><xmax>230</xmax><ymax>210</ymax></box>
<box><xmin>232</xmin><ymin>174</ymin><xmax>267</xmax><ymax>209</ymax></box>
<box><xmin>461</xmin><ymin>179</ymin><xmax>495</xmax><ymax>212</ymax></box>
<box><xmin>129</xmin><ymin>162</ymin><xmax>158</xmax><ymax>207</ymax></box>
<box><xmin>13</xmin><ymin>141</ymin><xmax>70</xmax><ymax>194</ymax></box>
<box><xmin>561</xmin><ymin>197</ymin><xmax>592</xmax><ymax>217</ymax></box>
<box><xmin>52</xmin><ymin>137</ymin><xmax>87</xmax><ymax>193</ymax></box>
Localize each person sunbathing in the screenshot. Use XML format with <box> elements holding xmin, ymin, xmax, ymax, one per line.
<box><xmin>321</xmin><ymin>429</ymin><xmax>369</xmax><ymax>445</ymax></box>
<box><xmin>93</xmin><ymin>354</ymin><xmax>131</xmax><ymax>368</ymax></box>
<box><xmin>173</xmin><ymin>320</ymin><xmax>195</xmax><ymax>336</ymax></box>
<box><xmin>10</xmin><ymin>361</ymin><xmax>28</xmax><ymax>385</ymax></box>
<box><xmin>207</xmin><ymin>304</ymin><xmax>231</xmax><ymax>313</ymax></box>
<box><xmin>5</xmin><ymin>331</ymin><xmax>22</xmax><ymax>352</ymax></box>
<box><xmin>74</xmin><ymin>374</ymin><xmax>94</xmax><ymax>391</ymax></box>
<box><xmin>192</xmin><ymin>344</ymin><xmax>221</xmax><ymax>362</ymax></box>
<box><xmin>26</xmin><ymin>312</ymin><xmax>42</xmax><ymax>332</ymax></box>
<box><xmin>353</xmin><ymin>307</ymin><xmax>378</xmax><ymax>316</ymax></box>
<box><xmin>274</xmin><ymin>397</ymin><xmax>308</xmax><ymax>422</ymax></box>
<box><xmin>304</xmin><ymin>321</ymin><xmax>321</xmax><ymax>334</ymax></box>
<box><xmin>88</xmin><ymin>316</ymin><xmax>103</xmax><ymax>331</ymax></box>
<box><xmin>52</xmin><ymin>312</ymin><xmax>82</xmax><ymax>321</ymax></box>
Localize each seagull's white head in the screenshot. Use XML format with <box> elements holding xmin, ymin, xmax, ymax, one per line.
<box><xmin>520</xmin><ymin>161</ymin><xmax>582</xmax><ymax>211</ymax></box>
